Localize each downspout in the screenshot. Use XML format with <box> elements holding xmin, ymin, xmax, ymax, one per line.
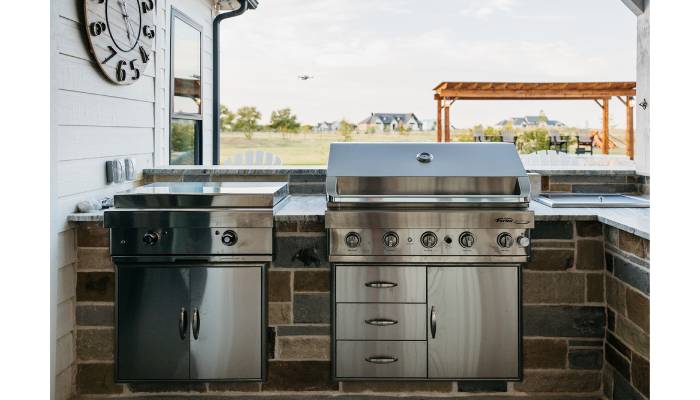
<box><xmin>212</xmin><ymin>0</ymin><xmax>258</xmax><ymax>164</ymax></box>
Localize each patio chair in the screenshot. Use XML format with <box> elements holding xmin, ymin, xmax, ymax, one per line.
<box><xmin>223</xmin><ymin>150</ymin><xmax>283</xmax><ymax>166</ymax></box>
<box><xmin>548</xmin><ymin>130</ymin><xmax>569</xmax><ymax>153</ymax></box>
<box><xmin>575</xmin><ymin>130</ymin><xmax>594</xmax><ymax>155</ymax></box>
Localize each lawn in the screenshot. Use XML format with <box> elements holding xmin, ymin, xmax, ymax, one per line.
<box><xmin>219</xmin><ymin>129</ymin><xmax>629</xmax><ymax>165</ymax></box>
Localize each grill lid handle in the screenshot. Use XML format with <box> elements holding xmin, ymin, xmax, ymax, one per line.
<box><xmin>416</xmin><ymin>152</ymin><xmax>433</xmax><ymax>163</ymax></box>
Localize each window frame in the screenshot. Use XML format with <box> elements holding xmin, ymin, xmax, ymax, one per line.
<box><xmin>169</xmin><ymin>7</ymin><xmax>204</xmax><ymax>165</ymax></box>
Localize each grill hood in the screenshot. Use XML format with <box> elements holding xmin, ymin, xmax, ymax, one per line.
<box><xmin>326</xmin><ymin>143</ymin><xmax>531</xmax><ymax>208</ymax></box>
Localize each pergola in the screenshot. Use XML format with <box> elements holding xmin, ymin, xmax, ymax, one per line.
<box><xmin>433</xmin><ymin>82</ymin><xmax>637</xmax><ymax>158</ymax></box>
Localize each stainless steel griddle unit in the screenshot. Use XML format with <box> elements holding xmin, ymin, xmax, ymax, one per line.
<box><xmin>104</xmin><ymin>182</ymin><xmax>289</xmax><ymax>383</ymax></box>
<box><xmin>326</xmin><ymin>143</ymin><xmax>533</xmax><ymax>382</ymax></box>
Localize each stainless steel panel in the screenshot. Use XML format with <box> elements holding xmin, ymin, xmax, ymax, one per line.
<box><xmin>110</xmin><ymin>228</ymin><xmax>272</xmax><ymax>256</ymax></box>
<box><xmin>114</xmin><ymin>182</ymin><xmax>289</xmax><ymax>209</ymax></box>
<box><xmin>336</xmin><ymin>341</ymin><xmax>427</xmax><ymax>378</ymax></box>
<box><xmin>104</xmin><ymin>209</ymin><xmax>274</xmax><ymax>228</ymax></box>
<box><xmin>325</xmin><ymin>210</ymin><xmax>534</xmax><ymax>229</ymax></box>
<box><xmin>335</xmin><ymin>176</ymin><xmax>518</xmax><ymax>196</ymax></box>
<box><xmin>117</xmin><ymin>267</ymin><xmax>190</xmax><ymax>380</ymax></box>
<box><xmin>111</xmin><ymin>255</ymin><xmax>272</xmax><ymax>264</ymax></box>
<box><xmin>427</xmin><ymin>266</ymin><xmax>519</xmax><ymax>379</ymax></box>
<box><xmin>336</xmin><ymin>303</ymin><xmax>426</xmax><ymax>340</ymax></box>
<box><xmin>190</xmin><ymin>266</ymin><xmax>263</xmax><ymax>379</ymax></box>
<box><xmin>330</xmin><ymin>255</ymin><xmax>529</xmax><ymax>263</ymax></box>
<box><xmin>335</xmin><ymin>266</ymin><xmax>426</xmax><ymax>303</ymax></box>
<box><xmin>536</xmin><ymin>193</ymin><xmax>650</xmax><ymax>208</ymax></box>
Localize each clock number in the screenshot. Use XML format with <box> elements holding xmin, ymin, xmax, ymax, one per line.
<box><xmin>116</xmin><ymin>60</ymin><xmax>127</xmax><ymax>82</ymax></box>
<box><xmin>89</xmin><ymin>21</ymin><xmax>107</xmax><ymax>36</ymax></box>
<box><xmin>93</xmin><ymin>0</ymin><xmax>105</xmax><ymax>3</ymax></box>
<box><xmin>129</xmin><ymin>60</ymin><xmax>141</xmax><ymax>81</ymax></box>
<box><xmin>141</xmin><ymin>0</ymin><xmax>154</xmax><ymax>13</ymax></box>
<box><xmin>143</xmin><ymin>25</ymin><xmax>155</xmax><ymax>39</ymax></box>
<box><xmin>139</xmin><ymin>46</ymin><xmax>150</xmax><ymax>63</ymax></box>
<box><xmin>102</xmin><ymin>46</ymin><xmax>118</xmax><ymax>64</ymax></box>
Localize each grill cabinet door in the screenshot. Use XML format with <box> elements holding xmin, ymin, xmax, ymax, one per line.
<box><xmin>117</xmin><ymin>267</ymin><xmax>190</xmax><ymax>380</ymax></box>
<box><xmin>427</xmin><ymin>266</ymin><xmax>519</xmax><ymax>379</ymax></box>
<box><xmin>189</xmin><ymin>266</ymin><xmax>263</xmax><ymax>380</ymax></box>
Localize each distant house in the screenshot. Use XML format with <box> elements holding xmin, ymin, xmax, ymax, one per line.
<box><xmin>357</xmin><ymin>113</ymin><xmax>423</xmax><ymax>133</ymax></box>
<box><xmin>314</xmin><ymin>121</ymin><xmax>340</xmax><ymax>132</ymax></box>
<box><xmin>496</xmin><ymin>111</ymin><xmax>566</xmax><ymax>129</ymax></box>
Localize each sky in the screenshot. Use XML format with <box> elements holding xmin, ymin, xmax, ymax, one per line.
<box><xmin>219</xmin><ymin>0</ymin><xmax>636</xmax><ymax>129</ymax></box>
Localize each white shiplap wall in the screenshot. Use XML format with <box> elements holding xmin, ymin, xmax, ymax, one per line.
<box><xmin>50</xmin><ymin>1</ymin><xmax>215</xmax><ymax>399</ymax></box>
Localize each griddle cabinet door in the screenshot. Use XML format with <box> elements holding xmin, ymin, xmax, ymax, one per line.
<box><xmin>427</xmin><ymin>266</ymin><xmax>519</xmax><ymax>379</ymax></box>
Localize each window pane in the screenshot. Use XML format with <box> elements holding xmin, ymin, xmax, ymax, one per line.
<box><xmin>172</xmin><ymin>17</ymin><xmax>201</xmax><ymax>115</ymax></box>
<box><xmin>170</xmin><ymin>119</ymin><xmax>199</xmax><ymax>165</ymax></box>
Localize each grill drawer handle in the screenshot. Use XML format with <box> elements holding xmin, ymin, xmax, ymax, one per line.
<box><xmin>178</xmin><ymin>307</ymin><xmax>188</xmax><ymax>340</ymax></box>
<box><xmin>365</xmin><ymin>281</ymin><xmax>398</xmax><ymax>289</ymax></box>
<box><xmin>192</xmin><ymin>307</ymin><xmax>201</xmax><ymax>340</ymax></box>
<box><xmin>430</xmin><ymin>305</ymin><xmax>437</xmax><ymax>339</ymax></box>
<box><xmin>365</xmin><ymin>356</ymin><xmax>398</xmax><ymax>364</ymax></box>
<box><xmin>364</xmin><ymin>318</ymin><xmax>398</xmax><ymax>326</ymax></box>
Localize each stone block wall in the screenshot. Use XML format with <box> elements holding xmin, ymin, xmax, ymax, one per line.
<box><xmin>602</xmin><ymin>226</ymin><xmax>650</xmax><ymax>400</ymax></box>
<box><xmin>540</xmin><ymin>174</ymin><xmax>648</xmax><ymax>194</ymax></box>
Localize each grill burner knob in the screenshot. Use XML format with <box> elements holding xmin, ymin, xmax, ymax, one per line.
<box><xmin>345</xmin><ymin>232</ymin><xmax>361</xmax><ymax>248</ymax></box>
<box><xmin>458</xmin><ymin>232</ymin><xmax>476</xmax><ymax>248</ymax></box>
<box><xmin>221</xmin><ymin>230</ymin><xmax>238</xmax><ymax>246</ymax></box>
<box><xmin>420</xmin><ymin>231</ymin><xmax>438</xmax><ymax>248</ymax></box>
<box><xmin>383</xmin><ymin>232</ymin><xmax>399</xmax><ymax>248</ymax></box>
<box><xmin>143</xmin><ymin>232</ymin><xmax>159</xmax><ymax>246</ymax></box>
<box><xmin>497</xmin><ymin>232</ymin><xmax>514</xmax><ymax>248</ymax></box>
<box><xmin>517</xmin><ymin>235</ymin><xmax>530</xmax><ymax>247</ymax></box>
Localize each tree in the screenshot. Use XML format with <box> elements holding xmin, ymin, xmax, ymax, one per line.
<box><xmin>219</xmin><ymin>105</ymin><xmax>236</xmax><ymax>132</ymax></box>
<box><xmin>338</xmin><ymin>119</ymin><xmax>354</xmax><ymax>142</ymax></box>
<box><xmin>233</xmin><ymin>106</ymin><xmax>261</xmax><ymax>139</ymax></box>
<box><xmin>269</xmin><ymin>108</ymin><xmax>301</xmax><ymax>133</ymax></box>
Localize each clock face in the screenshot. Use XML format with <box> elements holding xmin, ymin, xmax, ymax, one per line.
<box><xmin>84</xmin><ymin>0</ymin><xmax>156</xmax><ymax>85</ymax></box>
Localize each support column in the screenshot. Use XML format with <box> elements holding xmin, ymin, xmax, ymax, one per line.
<box><xmin>444</xmin><ymin>103</ymin><xmax>451</xmax><ymax>142</ymax></box>
<box><xmin>436</xmin><ymin>98</ymin><xmax>443</xmax><ymax>142</ymax></box>
<box><xmin>602</xmin><ymin>98</ymin><xmax>610</xmax><ymax>154</ymax></box>
<box><xmin>626</xmin><ymin>96</ymin><xmax>634</xmax><ymax>159</ymax></box>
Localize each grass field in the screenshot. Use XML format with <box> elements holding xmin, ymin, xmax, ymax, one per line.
<box><xmin>220</xmin><ymin>130</ymin><xmax>628</xmax><ymax>165</ymax></box>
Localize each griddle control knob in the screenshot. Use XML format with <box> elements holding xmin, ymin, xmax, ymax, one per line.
<box><xmin>221</xmin><ymin>230</ymin><xmax>238</xmax><ymax>246</ymax></box>
<box><xmin>345</xmin><ymin>232</ymin><xmax>361</xmax><ymax>248</ymax></box>
<box><xmin>383</xmin><ymin>231</ymin><xmax>399</xmax><ymax>248</ymax></box>
<box><xmin>459</xmin><ymin>232</ymin><xmax>476</xmax><ymax>248</ymax></box>
<box><xmin>517</xmin><ymin>235</ymin><xmax>530</xmax><ymax>247</ymax></box>
<box><xmin>497</xmin><ymin>232</ymin><xmax>514</xmax><ymax>248</ymax></box>
<box><xmin>420</xmin><ymin>231</ymin><xmax>438</xmax><ymax>248</ymax></box>
<box><xmin>143</xmin><ymin>232</ymin><xmax>159</xmax><ymax>246</ymax></box>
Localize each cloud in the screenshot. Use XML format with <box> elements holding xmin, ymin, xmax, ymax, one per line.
<box><xmin>460</xmin><ymin>0</ymin><xmax>514</xmax><ymax>19</ymax></box>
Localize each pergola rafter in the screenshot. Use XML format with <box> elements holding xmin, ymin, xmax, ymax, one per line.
<box><xmin>433</xmin><ymin>81</ymin><xmax>637</xmax><ymax>158</ymax></box>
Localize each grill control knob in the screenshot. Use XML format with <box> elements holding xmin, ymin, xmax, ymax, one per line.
<box><xmin>458</xmin><ymin>232</ymin><xmax>476</xmax><ymax>248</ymax></box>
<box><xmin>383</xmin><ymin>232</ymin><xmax>399</xmax><ymax>248</ymax></box>
<box><xmin>420</xmin><ymin>231</ymin><xmax>438</xmax><ymax>248</ymax></box>
<box><xmin>221</xmin><ymin>230</ymin><xmax>238</xmax><ymax>246</ymax></box>
<box><xmin>345</xmin><ymin>232</ymin><xmax>361</xmax><ymax>248</ymax></box>
<box><xmin>517</xmin><ymin>235</ymin><xmax>530</xmax><ymax>247</ymax></box>
<box><xmin>143</xmin><ymin>232</ymin><xmax>159</xmax><ymax>246</ymax></box>
<box><xmin>497</xmin><ymin>232</ymin><xmax>514</xmax><ymax>248</ymax></box>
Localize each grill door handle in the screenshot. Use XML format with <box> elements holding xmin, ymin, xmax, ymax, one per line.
<box><xmin>365</xmin><ymin>356</ymin><xmax>398</xmax><ymax>364</ymax></box>
<box><xmin>192</xmin><ymin>307</ymin><xmax>200</xmax><ymax>340</ymax></box>
<box><xmin>430</xmin><ymin>305</ymin><xmax>437</xmax><ymax>339</ymax></box>
<box><xmin>364</xmin><ymin>318</ymin><xmax>398</xmax><ymax>326</ymax></box>
<box><xmin>365</xmin><ymin>280</ymin><xmax>398</xmax><ymax>289</ymax></box>
<box><xmin>178</xmin><ymin>307</ymin><xmax>188</xmax><ymax>340</ymax></box>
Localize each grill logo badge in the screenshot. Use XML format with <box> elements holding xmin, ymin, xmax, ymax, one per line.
<box><xmin>496</xmin><ymin>217</ymin><xmax>530</xmax><ymax>224</ymax></box>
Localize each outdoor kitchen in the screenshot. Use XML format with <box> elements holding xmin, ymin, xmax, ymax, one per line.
<box><xmin>36</xmin><ymin>1</ymin><xmax>669</xmax><ymax>400</ymax></box>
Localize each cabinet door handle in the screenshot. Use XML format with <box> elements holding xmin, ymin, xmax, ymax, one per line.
<box><xmin>364</xmin><ymin>318</ymin><xmax>398</xmax><ymax>326</ymax></box>
<box><xmin>430</xmin><ymin>305</ymin><xmax>437</xmax><ymax>339</ymax></box>
<box><xmin>178</xmin><ymin>307</ymin><xmax>188</xmax><ymax>340</ymax></box>
<box><xmin>365</xmin><ymin>280</ymin><xmax>398</xmax><ymax>288</ymax></box>
<box><xmin>192</xmin><ymin>307</ymin><xmax>200</xmax><ymax>340</ymax></box>
<box><xmin>365</xmin><ymin>356</ymin><xmax>398</xmax><ymax>364</ymax></box>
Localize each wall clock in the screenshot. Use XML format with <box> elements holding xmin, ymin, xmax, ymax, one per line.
<box><xmin>84</xmin><ymin>0</ymin><xmax>156</xmax><ymax>85</ymax></box>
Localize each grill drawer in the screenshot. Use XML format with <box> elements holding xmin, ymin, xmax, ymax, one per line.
<box><xmin>336</xmin><ymin>303</ymin><xmax>426</xmax><ymax>340</ymax></box>
<box><xmin>336</xmin><ymin>341</ymin><xmax>427</xmax><ymax>378</ymax></box>
<box><xmin>335</xmin><ymin>266</ymin><xmax>426</xmax><ymax>303</ymax></box>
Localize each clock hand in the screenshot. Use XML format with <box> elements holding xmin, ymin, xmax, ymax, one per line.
<box><xmin>118</xmin><ymin>0</ymin><xmax>136</xmax><ymax>43</ymax></box>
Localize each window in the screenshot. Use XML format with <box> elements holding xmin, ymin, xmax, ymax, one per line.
<box><xmin>170</xmin><ymin>9</ymin><xmax>202</xmax><ymax>165</ymax></box>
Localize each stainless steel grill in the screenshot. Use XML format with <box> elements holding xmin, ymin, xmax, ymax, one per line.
<box><xmin>104</xmin><ymin>182</ymin><xmax>289</xmax><ymax>382</ymax></box>
<box><xmin>326</xmin><ymin>142</ymin><xmax>533</xmax><ymax>381</ymax></box>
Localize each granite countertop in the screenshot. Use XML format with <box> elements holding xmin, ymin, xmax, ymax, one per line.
<box><xmin>68</xmin><ymin>194</ymin><xmax>649</xmax><ymax>239</ymax></box>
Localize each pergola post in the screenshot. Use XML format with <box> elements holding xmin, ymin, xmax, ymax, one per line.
<box><xmin>602</xmin><ymin>98</ymin><xmax>610</xmax><ymax>154</ymax></box>
<box><xmin>444</xmin><ymin>103</ymin><xmax>451</xmax><ymax>142</ymax></box>
<box><xmin>436</xmin><ymin>97</ymin><xmax>443</xmax><ymax>142</ymax></box>
<box><xmin>626</xmin><ymin>96</ymin><xmax>634</xmax><ymax>159</ymax></box>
